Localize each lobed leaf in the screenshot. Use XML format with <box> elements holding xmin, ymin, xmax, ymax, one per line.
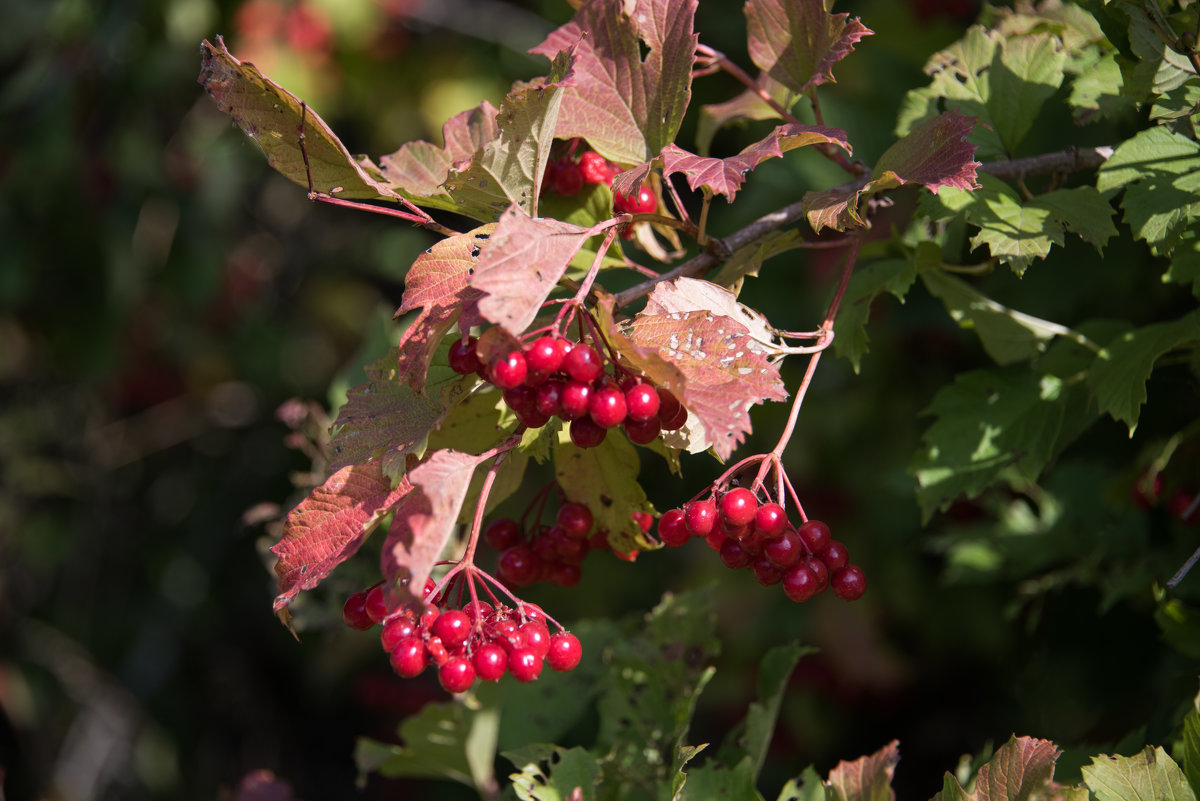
<box><xmin>1098</xmin><ymin>127</ymin><xmax>1200</xmax><ymax>255</ymax></box>
<box><xmin>827</xmin><ymin>740</ymin><xmax>899</xmax><ymax>801</ymax></box>
<box><xmin>530</xmin><ymin>0</ymin><xmax>698</xmax><ymax>166</ymax></box>
<box><xmin>745</xmin><ymin>0</ymin><xmax>873</xmax><ymax>95</ymax></box>
<box><xmin>270</xmin><ymin>462</ymin><xmax>411</xmax><ymax>612</ymax></box>
<box><xmin>470</xmin><ymin>206</ymin><xmax>595</xmax><ymax>337</ymax></box>
<box><xmin>1083</xmin><ymin>746</ymin><xmax>1196</xmax><ymax>801</ymax></box>
<box><xmin>375</xmin><ymin>103</ymin><xmax>500</xmax><ymax>206</ymax></box>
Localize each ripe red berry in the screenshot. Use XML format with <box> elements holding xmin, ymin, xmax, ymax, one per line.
<box><xmin>614</xmin><ymin>185</ymin><xmax>656</xmax><ymax>214</ymax></box>
<box><xmin>764</xmin><ymin>527</ymin><xmax>802</xmax><ymax>568</ymax></box>
<box><xmin>579</xmin><ymin>151</ymin><xmax>612</xmax><ymax>185</ymax></box>
<box><xmin>659</xmin><ymin>402</ymin><xmax>688</xmax><ymax>431</ymax></box>
<box><xmin>520</xmin><ymin>620</ymin><xmax>552</xmax><ymax>658</ymax></box>
<box><xmin>623</xmin><ymin>383</ymin><xmax>660</xmax><ymax>421</ymax></box>
<box><xmin>719</xmin><ymin>488</ymin><xmax>758</xmax><ymax>528</ymax></box>
<box><xmin>535</xmin><ymin>379</ymin><xmax>565</xmax><ymax>418</ymax></box>
<box><xmin>548</xmin><ymin>561</ymin><xmax>582</xmax><ymax>587</ymax></box>
<box><xmin>797</xmin><ymin>520</ymin><xmax>831</xmax><ymax>555</ymax></box>
<box><xmin>658</xmin><ymin>508</ymin><xmax>689</xmax><ymax>547</ymax></box>
<box><xmin>704</xmin><ymin>529</ymin><xmax>727</xmax><ymax>552</ymax></box>
<box><xmin>557</xmin><ymin>502</ymin><xmax>593</xmax><ymax>538</ymax></box>
<box><xmin>490</xmin><ymin>350</ymin><xmax>528</xmax><ymax>390</ymax></box>
<box><xmin>503</xmin><ymin>384</ymin><xmax>538</xmax><ymax>415</ymax></box>
<box><xmin>552</xmin><ymin>160</ymin><xmax>584</xmax><ymax>196</ymax></box>
<box><xmin>498</xmin><ymin>544</ymin><xmax>540</xmax><ymax>586</ymax></box>
<box><xmin>684</xmin><ymin>499</ymin><xmax>717</xmax><ymax>537</ymax></box>
<box><xmin>380</xmin><ymin>614</ymin><xmax>417</xmax><ymax>651</ymax></box>
<box><xmin>720</xmin><ymin>538</ymin><xmax>752</xmax><ymax>569</ymax></box>
<box><xmin>754</xmin><ymin>503</ymin><xmax>788</xmax><ymax>539</ymax></box>
<box><xmin>563</xmin><ymin>343</ymin><xmax>603</xmax><ymax>383</ymax></box>
<box><xmin>389</xmin><ymin>637</ymin><xmax>427</xmax><ymax>678</ymax></box>
<box><xmin>751</xmin><ymin>556</ymin><xmax>785</xmax><ymax>586</ymax></box>
<box><xmin>365</xmin><ymin>586</ymin><xmax>389</xmax><ymax>624</ymax></box>
<box><xmin>547</xmin><ymin>632</ymin><xmax>583</xmax><ymax>672</ymax></box>
<box><xmin>438</xmin><ymin>656</ymin><xmax>476</xmax><ymax>693</ymax></box>
<box><xmin>508</xmin><ymin>648</ymin><xmax>544</xmax><ymax>682</ymax></box>
<box><xmin>342</xmin><ymin>591</ymin><xmax>374</xmax><ymax>631</ymax></box>
<box><xmin>782</xmin><ymin>563</ymin><xmax>820</xmax><ymax>602</ymax></box>
<box><xmin>569</xmin><ymin>416</ymin><xmax>607</xmax><ymax>448</ymax></box>
<box><xmin>831</xmin><ymin>564</ymin><xmax>866</xmax><ymax>600</ymax></box>
<box><xmin>516</xmin><ymin>407</ymin><xmax>551</xmax><ymax>429</ymax></box>
<box><xmin>804</xmin><ymin>556</ymin><xmax>830</xmax><ymax>594</ymax></box>
<box><xmin>631</xmin><ymin>511</ymin><xmax>653</xmax><ymax>532</ymax></box>
<box><xmin>448</xmin><ymin>336</ymin><xmax>482</xmax><ymax>375</ymax></box>
<box><xmin>431</xmin><ymin>609</ymin><xmax>472</xmax><ymax>650</ymax></box>
<box><xmin>559</xmin><ymin>381</ymin><xmax>592</xmax><ymax>420</ymax></box>
<box><xmin>589</xmin><ymin>385</ymin><xmax>628</xmax><ymax>428</ymax></box>
<box><xmin>525</xmin><ymin>336</ymin><xmax>566</xmax><ymax>374</ymax></box>
<box><xmin>473</xmin><ymin>643</ymin><xmax>508</xmax><ymax>682</ymax></box>
<box><xmin>822</xmin><ymin>540</ymin><xmax>849</xmax><ymax>571</ymax></box>
<box><xmin>484</xmin><ymin>518</ymin><xmax>522</xmax><ymax>551</ymax></box>
<box><xmin>623</xmin><ymin>416</ymin><xmax>661</xmax><ymax>444</ymax></box>
<box><xmin>462</xmin><ymin>600</ymin><xmax>493</xmax><ymax>622</ymax></box>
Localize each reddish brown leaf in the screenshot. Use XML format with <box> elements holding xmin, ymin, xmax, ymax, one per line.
<box><xmin>873</xmin><ymin>111</ymin><xmax>980</xmax><ymax>193</ymax></box>
<box><xmin>470</xmin><ymin>206</ymin><xmax>594</xmax><ymax>336</ymax></box>
<box><xmin>661</xmin><ymin>123</ymin><xmax>851</xmax><ymax>201</ymax></box>
<box><xmin>380</xmin><ymin>449</ymin><xmax>485</xmax><ymax>610</ymax></box>
<box><xmin>375</xmin><ymin>103</ymin><xmax>500</xmax><ymax>202</ymax></box>
<box><xmin>802</xmin><ymin>182</ymin><xmax>874</xmax><ymax>234</ymax></box>
<box><xmin>530</xmin><ymin>0</ymin><xmax>698</xmax><ymax>165</ymax></box>
<box><xmin>954</xmin><ymin>736</ymin><xmax>1061</xmax><ymax>801</ymax></box>
<box><xmin>827</xmin><ymin>739</ymin><xmax>900</xmax><ymax>801</ymax></box>
<box><xmin>746</xmin><ymin>0</ymin><xmax>873</xmax><ymax>95</ymax></box>
<box><xmin>270</xmin><ymin>463</ymin><xmax>411</xmax><ymax>612</ymax></box>
<box><xmin>394</xmin><ymin>226</ymin><xmax>494</xmax><ymax>392</ymax></box>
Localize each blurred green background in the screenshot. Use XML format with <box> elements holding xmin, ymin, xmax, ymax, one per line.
<box><xmin>3</xmin><ymin>0</ymin><xmax>1198</xmax><ymax>799</ymax></box>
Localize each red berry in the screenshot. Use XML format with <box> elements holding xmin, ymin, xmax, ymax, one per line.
<box><xmin>822</xmin><ymin>540</ymin><xmax>849</xmax><ymax>571</ymax></box>
<box><xmin>589</xmin><ymin>385</ymin><xmax>628</xmax><ymax>428</ymax></box>
<box><xmin>797</xmin><ymin>520</ymin><xmax>831</xmax><ymax>555</ymax></box>
<box><xmin>490</xmin><ymin>350</ymin><xmax>528</xmax><ymax>390</ymax></box>
<box><xmin>520</xmin><ymin>620</ymin><xmax>552</xmax><ymax>658</ymax></box>
<box><xmin>719</xmin><ymin>488</ymin><xmax>758</xmax><ymax>527</ymax></box>
<box><xmin>508</xmin><ymin>648</ymin><xmax>544</xmax><ymax>682</ymax></box>
<box><xmin>751</xmin><ymin>556</ymin><xmax>785</xmax><ymax>586</ymax></box>
<box><xmin>559</xmin><ymin>381</ymin><xmax>592</xmax><ymax>420</ymax></box>
<box><xmin>438</xmin><ymin>656</ymin><xmax>476</xmax><ymax>693</ymax></box>
<box><xmin>535</xmin><ymin>379</ymin><xmax>565</xmax><ymax>418</ymax></box>
<box><xmin>782</xmin><ymin>563</ymin><xmax>820</xmax><ymax>602</ymax></box>
<box><xmin>426</xmin><ymin>636</ymin><xmax>449</xmax><ymax>666</ymax></box>
<box><xmin>365</xmin><ymin>586</ymin><xmax>389</xmax><ymax>624</ymax></box>
<box><xmin>498</xmin><ymin>544</ymin><xmax>541</xmax><ymax>586</ymax></box>
<box><xmin>503</xmin><ymin>384</ymin><xmax>538</xmax><ymax>415</ymax></box>
<box><xmin>764</xmin><ymin>527</ymin><xmax>803</xmax><ymax>568</ymax></box>
<box><xmin>448</xmin><ymin>336</ymin><xmax>482</xmax><ymax>375</ymax></box>
<box><xmin>684</xmin><ymin>499</ymin><xmax>717</xmax><ymax>537</ymax></box>
<box><xmin>705</xmin><ymin>529</ymin><xmax>727</xmax><ymax>552</ymax></box>
<box><xmin>563</xmin><ymin>343</ymin><xmax>603</xmax><ymax>383</ymax></box>
<box><xmin>623</xmin><ymin>416</ymin><xmax>661</xmax><ymax>444</ymax></box>
<box><xmin>718</xmin><ymin>515</ymin><xmax>751</xmax><ymax>540</ymax></box>
<box><xmin>656</xmin><ymin>388</ymin><xmax>682</xmax><ymax>421</ymax></box>
<box><xmin>525</xmin><ymin>336</ymin><xmax>566</xmax><ymax>374</ymax></box>
<box><xmin>552</xmin><ymin>160</ymin><xmax>583</xmax><ymax>196</ymax></box>
<box><xmin>569</xmin><ymin>416</ymin><xmax>607</xmax><ymax>448</ymax></box>
<box><xmin>614</xmin><ymin>185</ymin><xmax>656</xmax><ymax>214</ymax></box>
<box><xmin>805</xmin><ymin>556</ymin><xmax>830</xmax><ymax>594</ymax></box>
<box><xmin>557</xmin><ymin>502</ymin><xmax>593</xmax><ymax>538</ymax></box>
<box><xmin>720</xmin><ymin>538</ymin><xmax>752</xmax><ymax>569</ymax></box>
<box><xmin>516</xmin><ymin>407</ymin><xmax>551</xmax><ymax>429</ymax></box>
<box><xmin>624</xmin><ymin>383</ymin><xmax>660</xmax><ymax>421</ymax></box>
<box><xmin>831</xmin><ymin>564</ymin><xmax>866</xmax><ymax>600</ymax></box>
<box><xmin>431</xmin><ymin>609</ymin><xmax>472</xmax><ymax>650</ymax></box>
<box><xmin>579</xmin><ymin>151</ymin><xmax>612</xmax><ymax>184</ymax></box>
<box><xmin>754</xmin><ymin>503</ymin><xmax>787</xmax><ymax>539</ymax></box>
<box><xmin>473</xmin><ymin>643</ymin><xmax>508</xmax><ymax>682</ymax></box>
<box><xmin>380</xmin><ymin>614</ymin><xmax>417</xmax><ymax>651</ymax></box>
<box><xmin>548</xmin><ymin>561</ymin><xmax>582</xmax><ymax>587</ymax></box>
<box><xmin>659</xmin><ymin>402</ymin><xmax>688</xmax><ymax>431</ymax></box>
<box><xmin>484</xmin><ymin>518</ymin><xmax>522</xmax><ymax>551</ymax></box>
<box><xmin>342</xmin><ymin>591</ymin><xmax>374</xmax><ymax>631</ymax></box>
<box><xmin>462</xmin><ymin>600</ymin><xmax>493</xmax><ymax>621</ymax></box>
<box><xmin>632</xmin><ymin>511</ymin><xmax>653</xmax><ymax>532</ymax></box>
<box><xmin>547</xmin><ymin>632</ymin><xmax>582</xmax><ymax>672</ymax></box>
<box><xmin>588</xmin><ymin>529</ymin><xmax>610</xmax><ymax>550</ymax></box>
<box><xmin>658</xmin><ymin>508</ymin><xmax>690</xmax><ymax>547</ymax></box>
<box><xmin>389</xmin><ymin>637</ymin><xmax>427</xmax><ymax>677</ymax></box>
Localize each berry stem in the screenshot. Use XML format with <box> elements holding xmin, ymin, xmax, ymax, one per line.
<box><xmin>554</xmin><ymin>227</ymin><xmax>619</xmax><ymax>331</ymax></box>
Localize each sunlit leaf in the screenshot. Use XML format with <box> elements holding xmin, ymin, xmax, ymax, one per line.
<box><xmin>827</xmin><ymin>740</ymin><xmax>899</xmax><ymax>801</ymax></box>
<box><xmin>1083</xmin><ymin>746</ymin><xmax>1196</xmax><ymax>801</ymax></box>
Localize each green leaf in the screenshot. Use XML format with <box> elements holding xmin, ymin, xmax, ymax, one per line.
<box><xmin>1082</xmin><ymin>746</ymin><xmax>1197</xmax><ymax>801</ymax></box>
<box><xmin>507</xmin><ymin>746</ymin><xmax>601</xmax><ymax>801</ymax></box>
<box><xmin>1069</xmin><ymin>47</ymin><xmax>1136</xmax><ymax>124</ymax></box>
<box><xmin>679</xmin><ymin>758</ymin><xmax>763</xmax><ymax>801</ymax></box>
<box><xmin>1027</xmin><ymin>186</ymin><xmax>1117</xmax><ymax>252</ymax></box>
<box><xmin>827</xmin><ymin>740</ymin><xmax>899</xmax><ymax>801</ymax></box>
<box><xmin>1155</xmin><ymin>597</ymin><xmax>1200</xmax><ymax>661</ymax></box>
<box><xmin>1086</xmin><ymin>309</ymin><xmax>1200</xmax><ymax>434</ymax></box>
<box><xmin>910</xmin><ymin>366</ymin><xmax>1069</xmax><ymax>521</ymax></box>
<box><xmin>1150</xmin><ymin>80</ymin><xmax>1200</xmax><ymax>124</ymax></box>
<box><xmin>1097</xmin><ymin>127</ymin><xmax>1200</xmax><ymax>254</ymax></box>
<box><xmin>1182</xmin><ymin>700</ymin><xmax>1200</xmax><ymax>797</ymax></box>
<box><xmin>833</xmin><ymin>257</ymin><xmax>918</xmax><ymax>373</ymax></box>
<box><xmin>778</xmin><ymin>766</ymin><xmax>828</xmax><ymax>801</ymax></box>
<box><xmin>553</xmin><ymin>433</ymin><xmax>656</xmax><ymax>555</ymax></box>
<box><xmin>356</xmin><ymin>687</ymin><xmax>500</xmax><ymax>793</ymax></box>
<box><xmin>987</xmin><ymin>32</ymin><xmax>1066</xmax><ymax>153</ymax></box>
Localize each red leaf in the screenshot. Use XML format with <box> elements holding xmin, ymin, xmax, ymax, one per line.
<box><xmin>746</xmin><ymin>0</ymin><xmax>873</xmax><ymax>95</ymax></box>
<box><xmin>530</xmin><ymin>0</ymin><xmax>698</xmax><ymax>165</ymax></box>
<box><xmin>380</xmin><ymin>450</ymin><xmax>486</xmax><ymax>610</ymax></box>
<box><xmin>948</xmin><ymin>736</ymin><xmax>1061</xmax><ymax>801</ymax></box>
<box><xmin>270</xmin><ymin>463</ymin><xmax>412</xmax><ymax>612</ymax></box>
<box><xmin>376</xmin><ymin>103</ymin><xmax>501</xmax><ymax>200</ymax></box>
<box><xmin>394</xmin><ymin>226</ymin><xmax>493</xmax><ymax>392</ymax></box>
<box><xmin>470</xmin><ymin>206</ymin><xmax>594</xmax><ymax>336</ymax></box>
<box><xmin>827</xmin><ymin>739</ymin><xmax>900</xmax><ymax>801</ymax></box>
<box><xmin>661</xmin><ymin>123</ymin><xmax>851</xmax><ymax>201</ymax></box>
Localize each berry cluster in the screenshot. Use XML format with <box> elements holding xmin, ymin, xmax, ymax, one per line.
<box><xmin>342</xmin><ymin>580</ymin><xmax>582</xmax><ymax>693</ymax></box>
<box><xmin>657</xmin><ymin>487</ymin><xmax>866</xmax><ymax>602</ymax></box>
<box><xmin>448</xmin><ymin>333</ymin><xmax>687</xmax><ymax>449</ymax></box>
<box><xmin>543</xmin><ymin>149</ymin><xmax>619</xmax><ymax>197</ymax></box>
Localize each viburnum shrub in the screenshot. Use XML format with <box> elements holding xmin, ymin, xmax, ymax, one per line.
<box><xmin>201</xmin><ymin>0</ymin><xmax>1200</xmax><ymax>796</ymax></box>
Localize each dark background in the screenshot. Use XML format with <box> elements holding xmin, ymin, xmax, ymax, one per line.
<box><xmin>3</xmin><ymin>1</ymin><xmax>1198</xmax><ymax>799</ymax></box>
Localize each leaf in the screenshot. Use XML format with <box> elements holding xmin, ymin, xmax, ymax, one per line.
<box><xmin>270</xmin><ymin>463</ymin><xmax>411</xmax><ymax>613</ymax></box>
<box><xmin>910</xmin><ymin>367</ymin><xmax>1069</xmax><ymax>521</ymax></box>
<box><xmin>710</xmin><ymin>229</ymin><xmax>805</xmax><ymax>289</ymax></box>
<box><xmin>356</xmin><ymin>686</ymin><xmax>499</xmax><ymax>792</ymax></box>
<box><xmin>394</xmin><ymin>226</ymin><xmax>493</xmax><ymax>392</ymax></box>
<box><xmin>1027</xmin><ymin>186</ymin><xmax>1117</xmax><ymax>252</ymax></box>
<box><xmin>529</xmin><ymin>0</ymin><xmax>698</xmax><ymax>165</ymax></box>
<box><xmin>376</xmin><ymin>103</ymin><xmax>500</xmax><ymax>203</ymax></box>
<box><xmin>986</xmin><ymin>32</ymin><xmax>1066</xmax><ymax>153</ymax></box>
<box><xmin>1082</xmin><ymin>746</ymin><xmax>1197</xmax><ymax>801</ymax></box>
<box><xmin>1097</xmin><ymin>127</ymin><xmax>1200</xmax><ymax>255</ymax></box>
<box><xmin>827</xmin><ymin>740</ymin><xmax>899</xmax><ymax>801</ymax></box>
<box><xmin>553</xmin><ymin>433</ymin><xmax>655</xmax><ymax>555</ymax></box>
<box><xmin>778</xmin><ymin>766</ymin><xmax>827</xmax><ymax>801</ymax></box>
<box><xmin>872</xmin><ymin>111</ymin><xmax>981</xmax><ymax>194</ymax></box>
<box><xmin>1166</xmin><ymin>229</ymin><xmax>1200</xmax><ymax>297</ymax></box>
<box><xmin>745</xmin><ymin>0</ymin><xmax>873</xmax><ymax>95</ymax></box>
<box><xmin>599</xmin><ymin>286</ymin><xmax>788</xmax><ymax>461</ymax></box>
<box><xmin>920</xmin><ymin>268</ymin><xmax>1066</xmax><ymax>364</ymax></box>
<box><xmin>932</xmin><ymin>736</ymin><xmax>1060</xmax><ymax>801</ymax></box>
<box><xmin>198</xmin><ymin>37</ymin><xmax>397</xmax><ymax>200</ymax></box>
<box><xmin>380</xmin><ymin>449</ymin><xmax>485</xmax><ymax>610</ymax></box>
<box><xmin>660</xmin><ymin>124</ymin><xmax>851</xmax><ymax>201</ymax></box>
<box><xmin>1086</xmin><ymin>309</ymin><xmax>1200</xmax><ymax>435</ymax></box>
<box><xmin>831</xmin><ymin>257</ymin><xmax>918</xmax><ymax>373</ymax></box>
<box><xmin>1068</xmin><ymin>48</ymin><xmax>1134</xmax><ymax>124</ymax></box>
<box><xmin>507</xmin><ymin>746</ymin><xmax>600</xmax><ymax>801</ymax></box>
<box><xmin>1182</xmin><ymin>700</ymin><xmax>1200</xmax><ymax>797</ymax></box>
<box><xmin>696</xmin><ymin>74</ymin><xmax>792</xmax><ymax>156</ymax></box>
<box><xmin>470</xmin><ymin>206</ymin><xmax>594</xmax><ymax>337</ymax></box>
<box><xmin>678</xmin><ymin>759</ymin><xmax>762</xmax><ymax>801</ymax></box>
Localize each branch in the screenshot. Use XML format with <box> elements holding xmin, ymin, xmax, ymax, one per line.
<box><xmin>979</xmin><ymin>146</ymin><xmax>1113</xmax><ymax>181</ymax></box>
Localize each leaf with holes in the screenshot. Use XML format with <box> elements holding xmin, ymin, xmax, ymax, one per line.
<box><xmin>271</xmin><ymin>463</ymin><xmax>412</xmax><ymax>613</ymax></box>
<box><xmin>746</xmin><ymin>0</ymin><xmax>873</xmax><ymax>95</ymax></box>
<box><xmin>529</xmin><ymin>0</ymin><xmax>698</xmax><ymax>165</ymax></box>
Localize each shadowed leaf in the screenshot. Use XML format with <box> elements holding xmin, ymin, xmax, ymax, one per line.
<box><xmin>746</xmin><ymin>0</ymin><xmax>873</xmax><ymax>95</ymax></box>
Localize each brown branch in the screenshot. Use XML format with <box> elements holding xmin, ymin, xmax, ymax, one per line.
<box><xmin>979</xmin><ymin>146</ymin><xmax>1113</xmax><ymax>181</ymax></box>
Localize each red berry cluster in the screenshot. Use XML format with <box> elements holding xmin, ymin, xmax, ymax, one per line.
<box><xmin>542</xmin><ymin>149</ymin><xmax>620</xmax><ymax>197</ymax></box>
<box><xmin>342</xmin><ymin>581</ymin><xmax>582</xmax><ymax>693</ymax></box>
<box><xmin>448</xmin><ymin>334</ymin><xmax>687</xmax><ymax>449</ymax></box>
<box><xmin>657</xmin><ymin>487</ymin><xmax>866</xmax><ymax>602</ymax></box>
